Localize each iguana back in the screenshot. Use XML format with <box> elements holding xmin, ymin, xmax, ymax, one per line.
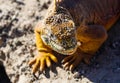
<box><xmin>59</xmin><ymin>0</ymin><xmax>120</xmax><ymax>30</ymax></box>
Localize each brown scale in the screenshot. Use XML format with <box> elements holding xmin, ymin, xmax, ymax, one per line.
<box><xmin>45</xmin><ymin>16</ymin><xmax>55</xmax><ymax>24</ymax></box>
<box><xmin>45</xmin><ymin>4</ymin><xmax>73</xmax><ymax>25</ymax></box>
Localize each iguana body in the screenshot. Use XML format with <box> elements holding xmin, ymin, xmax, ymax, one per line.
<box><xmin>29</xmin><ymin>0</ymin><xmax>120</xmax><ymax>73</ymax></box>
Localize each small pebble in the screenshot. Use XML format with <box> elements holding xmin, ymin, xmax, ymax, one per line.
<box><xmin>73</xmin><ymin>72</ymin><xmax>81</xmax><ymax>79</ymax></box>
<box><xmin>0</xmin><ymin>50</ymin><xmax>6</xmax><ymax>60</ymax></box>
<box><xmin>0</xmin><ymin>37</ymin><xmax>3</xmax><ymax>46</ymax></box>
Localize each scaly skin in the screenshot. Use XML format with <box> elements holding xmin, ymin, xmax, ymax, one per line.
<box><xmin>29</xmin><ymin>0</ymin><xmax>120</xmax><ymax>73</ymax></box>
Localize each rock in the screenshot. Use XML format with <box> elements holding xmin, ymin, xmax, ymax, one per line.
<box><xmin>0</xmin><ymin>37</ymin><xmax>3</xmax><ymax>46</ymax></box>
<box><xmin>0</xmin><ymin>50</ymin><xmax>6</xmax><ymax>61</ymax></box>
<box><xmin>73</xmin><ymin>72</ymin><xmax>81</xmax><ymax>79</ymax></box>
<box><xmin>14</xmin><ymin>0</ymin><xmax>25</xmax><ymax>5</ymax></box>
<box><xmin>0</xmin><ymin>62</ymin><xmax>11</xmax><ymax>83</ymax></box>
<box><xmin>17</xmin><ymin>75</ymin><xmax>32</xmax><ymax>83</ymax></box>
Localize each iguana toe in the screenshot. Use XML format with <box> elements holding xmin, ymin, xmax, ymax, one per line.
<box><xmin>28</xmin><ymin>52</ymin><xmax>58</xmax><ymax>74</ymax></box>
<box><xmin>62</xmin><ymin>53</ymin><xmax>83</xmax><ymax>71</ymax></box>
<box><xmin>32</xmin><ymin>59</ymin><xmax>40</xmax><ymax>73</ymax></box>
<box><xmin>46</xmin><ymin>57</ymin><xmax>51</xmax><ymax>67</ymax></box>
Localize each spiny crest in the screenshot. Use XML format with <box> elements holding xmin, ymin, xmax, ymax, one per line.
<box><xmin>54</xmin><ymin>0</ymin><xmax>62</xmax><ymax>10</ymax></box>
<box><xmin>54</xmin><ymin>0</ymin><xmax>57</xmax><ymax>10</ymax></box>
<box><xmin>45</xmin><ymin>13</ymin><xmax>72</xmax><ymax>25</ymax></box>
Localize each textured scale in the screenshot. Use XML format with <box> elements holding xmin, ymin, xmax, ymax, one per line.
<box><xmin>59</xmin><ymin>0</ymin><xmax>120</xmax><ymax>29</ymax></box>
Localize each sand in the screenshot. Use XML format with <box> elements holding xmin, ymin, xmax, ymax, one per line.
<box><xmin>0</xmin><ymin>0</ymin><xmax>120</xmax><ymax>83</ymax></box>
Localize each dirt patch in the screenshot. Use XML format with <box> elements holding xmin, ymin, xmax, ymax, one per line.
<box><xmin>0</xmin><ymin>0</ymin><xmax>120</xmax><ymax>83</ymax></box>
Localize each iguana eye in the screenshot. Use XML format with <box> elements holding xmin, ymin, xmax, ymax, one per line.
<box><xmin>56</xmin><ymin>18</ymin><xmax>62</xmax><ymax>24</ymax></box>
<box><xmin>50</xmin><ymin>34</ymin><xmax>54</xmax><ymax>37</ymax></box>
<box><xmin>50</xmin><ymin>33</ymin><xmax>57</xmax><ymax>40</ymax></box>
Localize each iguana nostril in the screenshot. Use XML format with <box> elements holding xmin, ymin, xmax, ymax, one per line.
<box><xmin>57</xmin><ymin>18</ymin><xmax>62</xmax><ymax>23</ymax></box>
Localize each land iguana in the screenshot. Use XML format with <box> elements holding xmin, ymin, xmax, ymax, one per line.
<box><xmin>28</xmin><ymin>0</ymin><xmax>120</xmax><ymax>73</ymax></box>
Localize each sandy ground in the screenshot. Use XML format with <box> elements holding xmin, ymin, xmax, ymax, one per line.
<box><xmin>0</xmin><ymin>0</ymin><xmax>120</xmax><ymax>83</ymax></box>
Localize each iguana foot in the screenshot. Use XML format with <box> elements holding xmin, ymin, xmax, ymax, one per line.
<box><xmin>62</xmin><ymin>51</ymin><xmax>81</xmax><ymax>71</ymax></box>
<box><xmin>62</xmin><ymin>51</ymin><xmax>92</xmax><ymax>71</ymax></box>
<box><xmin>28</xmin><ymin>51</ymin><xmax>58</xmax><ymax>74</ymax></box>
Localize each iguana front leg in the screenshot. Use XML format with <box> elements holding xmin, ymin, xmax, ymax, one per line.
<box><xmin>62</xmin><ymin>24</ymin><xmax>108</xmax><ymax>71</ymax></box>
<box><xmin>28</xmin><ymin>23</ymin><xmax>58</xmax><ymax>74</ymax></box>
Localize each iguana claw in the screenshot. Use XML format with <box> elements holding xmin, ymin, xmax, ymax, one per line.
<box><xmin>28</xmin><ymin>52</ymin><xmax>58</xmax><ymax>74</ymax></box>
<box><xmin>62</xmin><ymin>51</ymin><xmax>92</xmax><ymax>71</ymax></box>
<box><xmin>62</xmin><ymin>51</ymin><xmax>83</xmax><ymax>71</ymax></box>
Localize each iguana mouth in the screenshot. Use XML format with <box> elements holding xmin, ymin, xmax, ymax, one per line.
<box><xmin>50</xmin><ymin>40</ymin><xmax>77</xmax><ymax>55</ymax></box>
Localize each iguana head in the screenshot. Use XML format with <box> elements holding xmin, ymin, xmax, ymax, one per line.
<box><xmin>41</xmin><ymin>6</ymin><xmax>79</xmax><ymax>55</ymax></box>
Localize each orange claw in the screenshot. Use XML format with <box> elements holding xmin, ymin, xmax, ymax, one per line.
<box><xmin>28</xmin><ymin>51</ymin><xmax>58</xmax><ymax>74</ymax></box>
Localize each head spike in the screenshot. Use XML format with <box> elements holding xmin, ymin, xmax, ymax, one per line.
<box><xmin>54</xmin><ymin>0</ymin><xmax>57</xmax><ymax>9</ymax></box>
<box><xmin>54</xmin><ymin>0</ymin><xmax>61</xmax><ymax>9</ymax></box>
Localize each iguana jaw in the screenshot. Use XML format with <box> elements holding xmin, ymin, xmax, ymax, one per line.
<box><xmin>50</xmin><ymin>40</ymin><xmax>78</xmax><ymax>55</ymax></box>
<box><xmin>41</xmin><ymin>34</ymin><xmax>78</xmax><ymax>55</ymax></box>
